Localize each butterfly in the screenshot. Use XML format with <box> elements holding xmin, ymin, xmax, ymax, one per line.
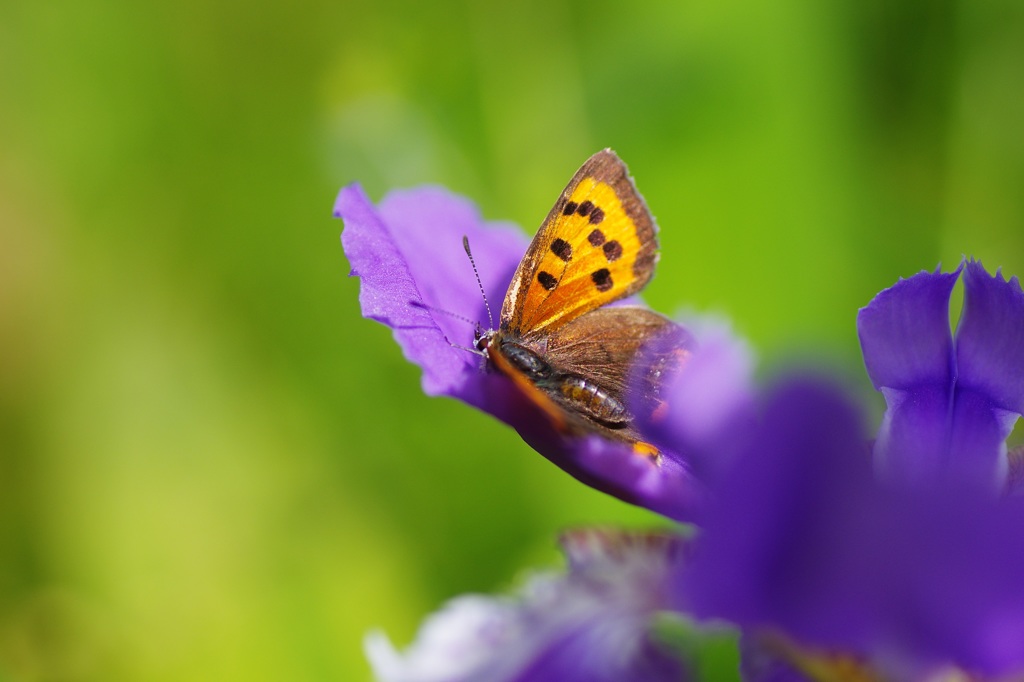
<box><xmin>473</xmin><ymin>149</ymin><xmax>687</xmax><ymax>460</ymax></box>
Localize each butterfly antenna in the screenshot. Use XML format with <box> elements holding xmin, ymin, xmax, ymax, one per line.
<box><xmin>408</xmin><ymin>300</ymin><xmax>486</xmax><ymax>356</ymax></box>
<box><xmin>462</xmin><ymin>235</ymin><xmax>494</xmax><ymax>329</ymax></box>
<box><xmin>409</xmin><ymin>300</ymin><xmax>478</xmax><ymax>328</ymax></box>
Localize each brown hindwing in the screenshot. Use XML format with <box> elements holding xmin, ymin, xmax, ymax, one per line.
<box><xmin>488</xmin><ymin>307</ymin><xmax>689</xmax><ymax>448</ymax></box>
<box><xmin>541</xmin><ymin>306</ymin><xmax>687</xmax><ymax>414</ymax></box>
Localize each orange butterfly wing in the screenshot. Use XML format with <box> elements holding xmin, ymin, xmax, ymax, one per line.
<box><xmin>500</xmin><ymin>149</ymin><xmax>658</xmax><ymax>337</ymax></box>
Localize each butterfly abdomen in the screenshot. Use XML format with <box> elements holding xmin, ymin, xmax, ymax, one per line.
<box><xmin>487</xmin><ymin>335</ymin><xmax>629</xmax><ymax>430</ymax></box>
<box><xmin>556</xmin><ymin>375</ymin><xmax>628</xmax><ymax>427</ymax></box>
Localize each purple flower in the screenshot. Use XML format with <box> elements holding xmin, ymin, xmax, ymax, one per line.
<box><xmin>335</xmin><ymin>184</ymin><xmax>746</xmax><ymax>522</ymax></box>
<box><xmin>634</xmin><ymin>319</ymin><xmax>757</xmax><ymax>494</ymax></box>
<box><xmin>858</xmin><ymin>260</ymin><xmax>1024</xmax><ymax>489</ymax></box>
<box><xmin>365</xmin><ymin>529</ymin><xmax>692</xmax><ymax>682</ymax></box>
<box><xmin>340</xmin><ymin>178</ymin><xmax>1024</xmax><ymax>677</ymax></box>
<box><xmin>680</xmin><ymin>263</ymin><xmax>1024</xmax><ymax>679</ymax></box>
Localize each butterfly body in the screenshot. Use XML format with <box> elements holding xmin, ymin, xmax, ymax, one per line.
<box><xmin>473</xmin><ymin>150</ymin><xmax>688</xmax><ymax>457</ymax></box>
<box><xmin>556</xmin><ymin>374</ymin><xmax>629</xmax><ymax>426</ymax></box>
<box><xmin>478</xmin><ymin>329</ymin><xmax>631</xmax><ymax>429</ymax></box>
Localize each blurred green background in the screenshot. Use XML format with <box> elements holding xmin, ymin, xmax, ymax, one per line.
<box><xmin>1</xmin><ymin>0</ymin><xmax>1022</xmax><ymax>679</ymax></box>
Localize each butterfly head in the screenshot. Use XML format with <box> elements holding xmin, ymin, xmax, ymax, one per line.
<box><xmin>473</xmin><ymin>325</ymin><xmax>491</xmax><ymax>354</ymax></box>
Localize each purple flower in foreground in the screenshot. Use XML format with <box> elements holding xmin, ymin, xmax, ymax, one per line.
<box><xmin>858</xmin><ymin>260</ymin><xmax>1024</xmax><ymax>489</ymax></box>
<box><xmin>681</xmin><ymin>263</ymin><xmax>1024</xmax><ymax>679</ymax></box>
<box><xmin>366</xmin><ymin>529</ymin><xmax>692</xmax><ymax>682</ymax></box>
<box><xmin>339</xmin><ymin>177</ymin><xmax>1024</xmax><ymax>678</ymax></box>
<box><xmin>683</xmin><ymin>379</ymin><xmax>1024</xmax><ymax>679</ymax></box>
<box><xmin>335</xmin><ymin>184</ymin><xmax>749</xmax><ymax>521</ymax></box>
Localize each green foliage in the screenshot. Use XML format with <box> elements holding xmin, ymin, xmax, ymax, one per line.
<box><xmin>0</xmin><ymin>0</ymin><xmax>1021</xmax><ymax>679</ymax></box>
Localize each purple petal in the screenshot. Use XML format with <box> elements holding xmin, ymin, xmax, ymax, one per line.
<box><xmin>874</xmin><ymin>384</ymin><xmax>1010</xmax><ymax>488</ymax></box>
<box><xmin>857</xmin><ymin>265</ymin><xmax>961</xmax><ymax>392</ymax></box>
<box><xmin>512</xmin><ymin>627</ymin><xmax>690</xmax><ymax>682</ymax></box>
<box><xmin>365</xmin><ymin>597</ymin><xmax>520</xmax><ymax>682</ymax></box>
<box><xmin>956</xmin><ymin>259</ymin><xmax>1024</xmax><ymax>416</ymax></box>
<box><xmin>682</xmin><ymin>376</ymin><xmax>1024</xmax><ymax>677</ymax></box>
<box><xmin>366</xmin><ymin>529</ymin><xmax>692</xmax><ymax>682</ymax></box>
<box><xmin>680</xmin><ymin>378</ymin><xmax>877</xmax><ymax>646</ymax></box>
<box><xmin>635</xmin><ymin>321</ymin><xmax>757</xmax><ymax>489</ymax></box>
<box><xmin>375</xmin><ymin>187</ymin><xmax>528</xmax><ymax>345</ymax></box>
<box><xmin>661</xmin><ymin>329</ymin><xmax>754</xmax><ymax>449</ymax></box>
<box><xmin>859</xmin><ymin>261</ymin><xmax>1023</xmax><ymax>487</ymax></box>
<box><xmin>870</xmin><ymin>488</ymin><xmax>1024</xmax><ymax>676</ymax></box>
<box><xmin>503</xmin><ymin>397</ymin><xmax>705</xmax><ymax>523</ymax></box>
<box><xmin>336</xmin><ymin>184</ymin><xmax>526</xmax><ymax>402</ymax></box>
<box><xmin>567</xmin><ymin>438</ymin><xmax>705</xmax><ymax>523</ymax></box>
<box><xmin>873</xmin><ymin>385</ymin><xmax>950</xmax><ymax>485</ymax></box>
<box><xmin>945</xmin><ymin>387</ymin><xmax>1015</xmax><ymax>485</ymax></box>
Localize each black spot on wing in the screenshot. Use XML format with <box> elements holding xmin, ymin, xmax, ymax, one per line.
<box><xmin>550</xmin><ymin>238</ymin><xmax>572</xmax><ymax>262</ymax></box>
<box><xmin>591</xmin><ymin>268</ymin><xmax>613</xmax><ymax>292</ymax></box>
<box><xmin>563</xmin><ymin>201</ymin><xmax>578</xmax><ymax>215</ymax></box>
<box><xmin>589</xmin><ymin>207</ymin><xmax>605</xmax><ymax>224</ymax></box>
<box><xmin>537</xmin><ymin>271</ymin><xmax>558</xmax><ymax>291</ymax></box>
<box><xmin>603</xmin><ymin>240</ymin><xmax>623</xmax><ymax>262</ymax></box>
<box><xmin>587</xmin><ymin>229</ymin><xmax>606</xmax><ymax>246</ymax></box>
